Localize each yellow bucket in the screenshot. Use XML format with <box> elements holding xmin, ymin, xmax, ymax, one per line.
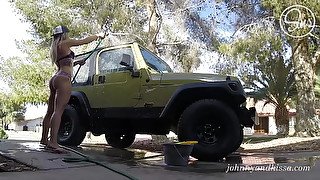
<box><xmin>176</xmin><ymin>141</ymin><xmax>198</xmax><ymax>145</ymax></box>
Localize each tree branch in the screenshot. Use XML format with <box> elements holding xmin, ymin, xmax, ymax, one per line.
<box><xmin>157</xmin><ymin>41</ymin><xmax>184</xmax><ymax>46</ymax></box>
<box><xmin>231</xmin><ymin>16</ymin><xmax>275</xmax><ymax>39</ymax></box>
<box><xmin>151</xmin><ymin>0</ymin><xmax>163</xmax><ymax>50</ymax></box>
<box><xmin>312</xmin><ymin>47</ymin><xmax>320</xmax><ymax>66</ymax></box>
<box><xmin>162</xmin><ymin>0</ymin><xmax>207</xmax><ymax>15</ymax></box>
<box><xmin>291</xmin><ymin>39</ymin><xmax>304</xmax><ymax>56</ymax></box>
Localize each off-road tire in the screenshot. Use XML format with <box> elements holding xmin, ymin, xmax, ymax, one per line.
<box><xmin>105</xmin><ymin>132</ymin><xmax>136</xmax><ymax>149</ymax></box>
<box><xmin>58</xmin><ymin>105</ymin><xmax>87</xmax><ymax>146</ymax></box>
<box><xmin>177</xmin><ymin>99</ymin><xmax>242</xmax><ymax>161</ymax></box>
<box><xmin>231</xmin><ymin>127</ymin><xmax>244</xmax><ymax>152</ymax></box>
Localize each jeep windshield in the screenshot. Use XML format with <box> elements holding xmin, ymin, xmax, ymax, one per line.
<box><xmin>139</xmin><ymin>47</ymin><xmax>173</xmax><ymax>73</ymax></box>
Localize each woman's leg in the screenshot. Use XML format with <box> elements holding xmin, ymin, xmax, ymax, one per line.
<box><xmin>40</xmin><ymin>78</ymin><xmax>55</xmax><ymax>145</ymax></box>
<box><xmin>48</xmin><ymin>76</ymin><xmax>71</xmax><ymax>148</ymax></box>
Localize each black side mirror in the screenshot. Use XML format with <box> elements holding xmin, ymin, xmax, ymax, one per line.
<box><xmin>120</xmin><ymin>53</ymin><xmax>139</xmax><ymax>77</ymax></box>
<box><xmin>120</xmin><ymin>54</ymin><xmax>132</xmax><ymax>67</ymax></box>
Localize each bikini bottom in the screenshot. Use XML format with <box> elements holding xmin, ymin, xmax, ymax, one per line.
<box><xmin>49</xmin><ymin>71</ymin><xmax>72</xmax><ymax>90</ymax></box>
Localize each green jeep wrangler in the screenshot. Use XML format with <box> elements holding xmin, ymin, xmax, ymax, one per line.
<box><xmin>58</xmin><ymin>42</ymin><xmax>256</xmax><ymax>161</ymax></box>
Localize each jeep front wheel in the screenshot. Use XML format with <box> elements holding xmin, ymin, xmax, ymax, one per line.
<box><xmin>105</xmin><ymin>132</ymin><xmax>136</xmax><ymax>149</ymax></box>
<box><xmin>58</xmin><ymin>105</ymin><xmax>87</xmax><ymax>146</ymax></box>
<box><xmin>177</xmin><ymin>99</ymin><xmax>242</xmax><ymax>161</ymax></box>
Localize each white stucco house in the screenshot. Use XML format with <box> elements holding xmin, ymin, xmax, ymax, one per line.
<box><xmin>244</xmin><ymin>98</ymin><xmax>296</xmax><ymax>136</ymax></box>
<box><xmin>8</xmin><ymin>117</ymin><xmax>43</xmax><ymax>132</ymax></box>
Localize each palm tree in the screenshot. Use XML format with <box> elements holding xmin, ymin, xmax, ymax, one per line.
<box><xmin>219</xmin><ymin>23</ymin><xmax>297</xmax><ymax>137</ymax></box>
<box><xmin>246</xmin><ymin>57</ymin><xmax>296</xmax><ymax>137</ymax></box>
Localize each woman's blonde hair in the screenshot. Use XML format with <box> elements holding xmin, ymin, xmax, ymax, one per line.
<box><xmin>50</xmin><ymin>33</ymin><xmax>67</xmax><ymax>65</ymax></box>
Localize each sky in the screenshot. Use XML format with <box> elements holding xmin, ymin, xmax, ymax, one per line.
<box><xmin>0</xmin><ymin>0</ymin><xmax>31</xmax><ymax>59</ymax></box>
<box><xmin>0</xmin><ymin>0</ymin><xmax>31</xmax><ymax>92</ymax></box>
<box><xmin>0</xmin><ymin>0</ymin><xmax>47</xmax><ymax>119</ymax></box>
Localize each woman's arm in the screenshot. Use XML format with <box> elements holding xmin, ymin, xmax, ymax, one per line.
<box><xmin>63</xmin><ymin>35</ymin><xmax>99</xmax><ymax>47</ymax></box>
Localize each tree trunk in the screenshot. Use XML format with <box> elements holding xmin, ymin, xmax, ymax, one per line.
<box><xmin>293</xmin><ymin>39</ymin><xmax>320</xmax><ymax>137</ymax></box>
<box><xmin>146</xmin><ymin>0</ymin><xmax>162</xmax><ymax>52</ymax></box>
<box><xmin>275</xmin><ymin>104</ymin><xmax>289</xmax><ymax>137</ymax></box>
<box><xmin>145</xmin><ymin>0</ymin><xmax>169</xmax><ymax>143</ymax></box>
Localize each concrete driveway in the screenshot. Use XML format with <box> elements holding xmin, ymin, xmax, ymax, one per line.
<box><xmin>1</xmin><ymin>131</ymin><xmax>320</xmax><ymax>180</ymax></box>
<box><xmin>0</xmin><ymin>139</ymin><xmax>320</xmax><ymax>180</ymax></box>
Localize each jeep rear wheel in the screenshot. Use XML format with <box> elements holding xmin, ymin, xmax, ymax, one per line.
<box><xmin>58</xmin><ymin>105</ymin><xmax>87</xmax><ymax>146</ymax></box>
<box><xmin>177</xmin><ymin>99</ymin><xmax>242</xmax><ymax>161</ymax></box>
<box><xmin>105</xmin><ymin>132</ymin><xmax>136</xmax><ymax>149</ymax></box>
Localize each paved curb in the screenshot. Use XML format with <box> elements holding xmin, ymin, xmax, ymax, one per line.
<box><xmin>0</xmin><ymin>140</ymin><xmax>93</xmax><ymax>170</ymax></box>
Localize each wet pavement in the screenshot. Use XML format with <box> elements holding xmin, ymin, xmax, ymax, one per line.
<box><xmin>1</xmin><ymin>140</ymin><xmax>320</xmax><ymax>180</ymax></box>
<box><xmin>76</xmin><ymin>143</ymin><xmax>320</xmax><ymax>173</ymax></box>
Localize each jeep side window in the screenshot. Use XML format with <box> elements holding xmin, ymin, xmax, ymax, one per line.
<box><xmin>139</xmin><ymin>47</ymin><xmax>173</xmax><ymax>73</ymax></box>
<box><xmin>72</xmin><ymin>54</ymin><xmax>92</xmax><ymax>84</ymax></box>
<box><xmin>98</xmin><ymin>47</ymin><xmax>134</xmax><ymax>74</ymax></box>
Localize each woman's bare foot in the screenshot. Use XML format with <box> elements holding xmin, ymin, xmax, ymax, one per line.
<box><xmin>47</xmin><ymin>141</ymin><xmax>60</xmax><ymax>149</ymax></box>
<box><xmin>45</xmin><ymin>141</ymin><xmax>67</xmax><ymax>154</ymax></box>
<box><xmin>45</xmin><ymin>146</ymin><xmax>68</xmax><ymax>154</ymax></box>
<box><xmin>40</xmin><ymin>139</ymin><xmax>48</xmax><ymax>146</ymax></box>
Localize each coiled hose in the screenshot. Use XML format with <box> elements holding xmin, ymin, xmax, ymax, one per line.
<box><xmin>61</xmin><ymin>145</ymin><xmax>139</xmax><ymax>180</ymax></box>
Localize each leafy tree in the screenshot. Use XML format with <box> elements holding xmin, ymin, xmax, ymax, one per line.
<box><xmin>0</xmin><ymin>94</ymin><xmax>9</xmax><ymax>128</ymax></box>
<box><xmin>0</xmin><ymin>92</ymin><xmax>26</xmax><ymax>127</ymax></box>
<box><xmin>261</xmin><ymin>0</ymin><xmax>320</xmax><ymax>136</ymax></box>
<box><xmin>221</xmin><ymin>0</ymin><xmax>320</xmax><ymax>137</ymax></box>
<box><xmin>159</xmin><ymin>0</ymin><xmax>222</xmax><ymax>72</ymax></box>
<box><xmin>220</xmin><ymin>23</ymin><xmax>296</xmax><ymax>136</ymax></box>
<box><xmin>0</xmin><ymin>128</ymin><xmax>8</xmax><ymax>139</ymax></box>
<box><xmin>0</xmin><ymin>40</ymin><xmax>53</xmax><ymax>105</ymax></box>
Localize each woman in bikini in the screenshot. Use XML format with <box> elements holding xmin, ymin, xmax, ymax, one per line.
<box><xmin>40</xmin><ymin>25</ymin><xmax>104</xmax><ymax>152</ymax></box>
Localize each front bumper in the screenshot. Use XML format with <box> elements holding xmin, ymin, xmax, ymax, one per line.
<box><xmin>238</xmin><ymin>107</ymin><xmax>257</xmax><ymax>127</ymax></box>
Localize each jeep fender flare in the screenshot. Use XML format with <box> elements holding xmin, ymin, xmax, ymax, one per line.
<box><xmin>68</xmin><ymin>91</ymin><xmax>92</xmax><ymax>120</ymax></box>
<box><xmin>159</xmin><ymin>81</ymin><xmax>246</xmax><ymax>120</ymax></box>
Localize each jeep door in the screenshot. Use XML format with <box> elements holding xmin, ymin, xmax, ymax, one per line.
<box><xmin>90</xmin><ymin>46</ymin><xmax>141</xmax><ymax>112</ymax></box>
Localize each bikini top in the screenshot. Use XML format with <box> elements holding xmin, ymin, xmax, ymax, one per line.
<box><xmin>57</xmin><ymin>51</ymin><xmax>75</xmax><ymax>67</ymax></box>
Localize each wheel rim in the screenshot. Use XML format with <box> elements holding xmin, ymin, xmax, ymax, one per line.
<box><xmin>196</xmin><ymin>118</ymin><xmax>224</xmax><ymax>144</ymax></box>
<box><xmin>58</xmin><ymin>116</ymin><xmax>73</xmax><ymax>141</ymax></box>
<box><xmin>119</xmin><ymin>134</ymin><xmax>128</xmax><ymax>140</ymax></box>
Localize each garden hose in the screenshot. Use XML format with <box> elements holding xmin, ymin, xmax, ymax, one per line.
<box><xmin>71</xmin><ymin>22</ymin><xmax>146</xmax><ymax>83</ymax></box>
<box><xmin>71</xmin><ymin>30</ymin><xmax>108</xmax><ymax>83</ymax></box>
<box><xmin>60</xmin><ymin>141</ymin><xmax>196</xmax><ymax>179</ymax></box>
<box><xmin>61</xmin><ymin>145</ymin><xmax>139</xmax><ymax>180</ymax></box>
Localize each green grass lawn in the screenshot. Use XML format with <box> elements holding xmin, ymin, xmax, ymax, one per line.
<box><xmin>243</xmin><ymin>135</ymin><xmax>278</xmax><ymax>144</ymax></box>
